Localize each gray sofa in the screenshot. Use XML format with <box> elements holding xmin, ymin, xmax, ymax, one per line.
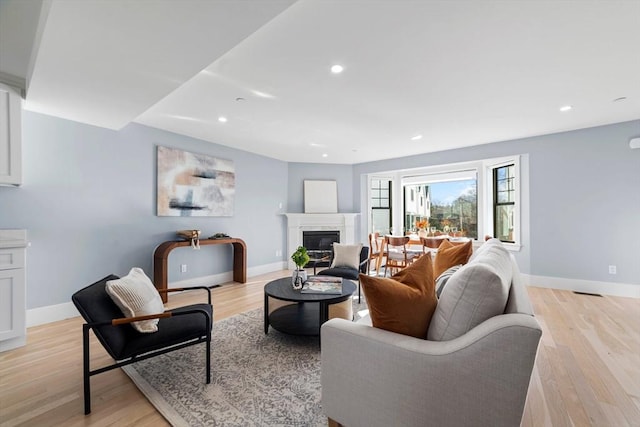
<box><xmin>321</xmin><ymin>243</ymin><xmax>541</xmax><ymax>427</ymax></box>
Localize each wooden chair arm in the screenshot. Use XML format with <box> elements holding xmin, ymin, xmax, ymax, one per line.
<box><xmin>111</xmin><ymin>312</ymin><xmax>172</xmax><ymax>326</ymax></box>
<box><xmin>158</xmin><ymin>285</ymin><xmax>213</xmax><ymax>304</ymax></box>
<box><xmin>88</xmin><ymin>307</ymin><xmax>211</xmax><ymax>328</ymax></box>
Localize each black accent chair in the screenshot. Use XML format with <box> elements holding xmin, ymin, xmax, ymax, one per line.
<box><xmin>71</xmin><ymin>275</ymin><xmax>213</xmax><ymax>414</ymax></box>
<box><xmin>318</xmin><ymin>246</ymin><xmax>369</xmax><ymax>303</ymax></box>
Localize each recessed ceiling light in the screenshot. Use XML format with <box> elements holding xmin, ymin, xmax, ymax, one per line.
<box><xmin>322</xmin><ymin>153</ymin><xmax>328</xmax><ymax>158</ymax></box>
<box><xmin>235</xmin><ymin>97</ymin><xmax>246</xmax><ymax>102</ymax></box>
<box><xmin>411</xmin><ymin>134</ymin><xmax>423</xmax><ymax>141</ymax></box>
<box><xmin>218</xmin><ymin>116</ymin><xmax>227</xmax><ymax>123</ymax></box>
<box><xmin>559</xmin><ymin>105</ymin><xmax>572</xmax><ymax>112</ymax></box>
<box><xmin>330</xmin><ymin>64</ymin><xmax>344</xmax><ymax>74</ymax></box>
<box><xmin>613</xmin><ymin>97</ymin><xmax>627</xmax><ymax>103</ymax></box>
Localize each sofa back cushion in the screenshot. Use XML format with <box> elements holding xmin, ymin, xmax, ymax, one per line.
<box><xmin>427</xmin><ymin>239</ymin><xmax>511</xmax><ymax>341</ymax></box>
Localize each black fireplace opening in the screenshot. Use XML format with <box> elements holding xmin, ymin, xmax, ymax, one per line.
<box><xmin>302</xmin><ymin>230</ymin><xmax>340</xmax><ymax>268</ymax></box>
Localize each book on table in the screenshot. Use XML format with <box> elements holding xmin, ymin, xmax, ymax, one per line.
<box><xmin>301</xmin><ymin>276</ymin><xmax>343</xmax><ymax>294</ymax></box>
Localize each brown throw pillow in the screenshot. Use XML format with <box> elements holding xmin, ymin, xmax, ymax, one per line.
<box><xmin>359</xmin><ymin>253</ymin><xmax>436</xmax><ymax>339</ymax></box>
<box><xmin>433</xmin><ymin>239</ymin><xmax>473</xmax><ymax>278</ymax></box>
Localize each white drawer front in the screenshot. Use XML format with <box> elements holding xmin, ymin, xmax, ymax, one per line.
<box><xmin>0</xmin><ymin>248</ymin><xmax>25</xmax><ymax>270</ymax></box>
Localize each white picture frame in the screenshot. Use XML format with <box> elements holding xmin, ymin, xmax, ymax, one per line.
<box><xmin>304</xmin><ymin>180</ymin><xmax>338</xmax><ymax>213</ymax></box>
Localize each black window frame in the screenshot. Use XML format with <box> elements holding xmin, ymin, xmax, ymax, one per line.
<box><xmin>493</xmin><ymin>164</ymin><xmax>515</xmax><ymax>243</ymax></box>
<box><xmin>371</xmin><ymin>178</ymin><xmax>392</xmax><ymax>233</ymax></box>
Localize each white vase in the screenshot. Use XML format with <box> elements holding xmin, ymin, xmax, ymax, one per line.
<box><xmin>292</xmin><ymin>269</ymin><xmax>307</xmax><ymax>289</ymax></box>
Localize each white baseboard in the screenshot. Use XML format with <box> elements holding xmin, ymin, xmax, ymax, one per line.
<box><xmin>26</xmin><ymin>262</ymin><xmax>289</xmax><ymax>327</ymax></box>
<box><xmin>0</xmin><ymin>335</ymin><xmax>27</xmax><ymax>352</ymax></box>
<box><xmin>27</xmin><ymin>302</ymin><xmax>79</xmax><ymax>327</ymax></box>
<box><xmin>168</xmin><ymin>262</ymin><xmax>287</xmax><ymax>288</ymax></box>
<box><xmin>523</xmin><ymin>274</ymin><xmax>640</xmax><ymax>298</ymax></box>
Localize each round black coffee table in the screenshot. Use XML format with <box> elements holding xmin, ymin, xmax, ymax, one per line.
<box><xmin>264</xmin><ymin>277</ymin><xmax>356</xmax><ymax>337</ymax></box>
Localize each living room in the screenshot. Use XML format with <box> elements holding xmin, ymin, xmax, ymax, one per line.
<box><xmin>1</xmin><ymin>1</ymin><xmax>639</xmax><ymax>426</ymax></box>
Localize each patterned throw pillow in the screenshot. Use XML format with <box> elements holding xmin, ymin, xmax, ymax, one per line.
<box><xmin>435</xmin><ymin>264</ymin><xmax>463</xmax><ymax>298</ymax></box>
<box><xmin>106</xmin><ymin>267</ymin><xmax>165</xmax><ymax>333</ymax></box>
<box><xmin>359</xmin><ymin>253</ymin><xmax>436</xmax><ymax>339</ymax></box>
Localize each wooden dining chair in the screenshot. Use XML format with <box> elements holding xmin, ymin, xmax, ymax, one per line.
<box><xmin>383</xmin><ymin>235</ymin><xmax>418</xmax><ymax>276</ymax></box>
<box><xmin>367</xmin><ymin>232</ymin><xmax>386</xmax><ymax>276</ymax></box>
<box><xmin>420</xmin><ymin>236</ymin><xmax>447</xmax><ymax>249</ymax></box>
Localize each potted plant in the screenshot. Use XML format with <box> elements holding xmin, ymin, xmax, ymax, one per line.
<box><xmin>291</xmin><ymin>246</ymin><xmax>310</xmax><ymax>289</ymax></box>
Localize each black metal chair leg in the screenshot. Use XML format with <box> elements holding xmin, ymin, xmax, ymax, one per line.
<box><xmin>82</xmin><ymin>324</ymin><xmax>91</xmax><ymax>415</ymax></box>
<box><xmin>206</xmin><ymin>317</ymin><xmax>211</xmax><ymax>384</ymax></box>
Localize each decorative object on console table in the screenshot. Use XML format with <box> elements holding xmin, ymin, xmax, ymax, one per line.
<box><xmin>157</xmin><ymin>146</ymin><xmax>235</xmax><ymax>217</ymax></box>
<box><xmin>176</xmin><ymin>229</ymin><xmax>201</xmax><ymax>249</ymax></box>
<box><xmin>291</xmin><ymin>246</ymin><xmax>310</xmax><ymax>289</ymax></box>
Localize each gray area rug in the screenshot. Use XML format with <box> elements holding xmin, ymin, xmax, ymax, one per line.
<box><xmin>123</xmin><ymin>302</ymin><xmax>367</xmax><ymax>426</ymax></box>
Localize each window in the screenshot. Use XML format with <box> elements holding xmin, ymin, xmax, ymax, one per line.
<box><xmin>402</xmin><ymin>171</ymin><xmax>478</xmax><ymax>239</ymax></box>
<box><xmin>370</xmin><ymin>178</ymin><xmax>392</xmax><ymax>234</ymax></box>
<box><xmin>367</xmin><ymin>155</ymin><xmax>522</xmax><ymax>249</ymax></box>
<box><xmin>493</xmin><ymin>164</ymin><xmax>515</xmax><ymax>242</ymax></box>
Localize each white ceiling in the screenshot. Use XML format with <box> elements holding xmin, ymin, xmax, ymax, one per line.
<box><xmin>2</xmin><ymin>0</ymin><xmax>639</xmax><ymax>164</ymax></box>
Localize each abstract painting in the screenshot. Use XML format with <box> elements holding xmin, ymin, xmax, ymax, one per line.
<box><xmin>157</xmin><ymin>146</ymin><xmax>235</xmax><ymax>216</ymax></box>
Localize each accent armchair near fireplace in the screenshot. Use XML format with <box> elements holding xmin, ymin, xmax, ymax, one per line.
<box><xmin>318</xmin><ymin>245</ymin><xmax>369</xmax><ymax>303</ymax></box>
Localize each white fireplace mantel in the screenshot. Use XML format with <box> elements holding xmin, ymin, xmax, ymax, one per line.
<box><xmin>284</xmin><ymin>213</ymin><xmax>359</xmax><ymax>270</ymax></box>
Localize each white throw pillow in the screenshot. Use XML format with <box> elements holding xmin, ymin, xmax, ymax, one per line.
<box><xmin>330</xmin><ymin>243</ymin><xmax>363</xmax><ymax>270</ymax></box>
<box><xmin>106</xmin><ymin>267</ymin><xmax>165</xmax><ymax>333</ymax></box>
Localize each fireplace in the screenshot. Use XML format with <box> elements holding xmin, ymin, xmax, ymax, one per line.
<box><xmin>284</xmin><ymin>213</ymin><xmax>359</xmax><ymax>270</ymax></box>
<box><xmin>303</xmin><ymin>230</ymin><xmax>340</xmax><ymax>268</ymax></box>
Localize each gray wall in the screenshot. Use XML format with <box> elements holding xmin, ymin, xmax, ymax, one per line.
<box><xmin>287</xmin><ymin>162</ymin><xmax>355</xmax><ymax>213</ymax></box>
<box><xmin>1</xmin><ymin>112</ymin><xmax>637</xmax><ymax>311</ymax></box>
<box><xmin>353</xmin><ymin>120</ymin><xmax>640</xmax><ymax>286</ymax></box>
<box><xmin>0</xmin><ymin>111</ymin><xmax>288</xmax><ymax>309</ymax></box>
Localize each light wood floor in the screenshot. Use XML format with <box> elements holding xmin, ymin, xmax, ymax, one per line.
<box><xmin>1</xmin><ymin>271</ymin><xmax>638</xmax><ymax>426</ymax></box>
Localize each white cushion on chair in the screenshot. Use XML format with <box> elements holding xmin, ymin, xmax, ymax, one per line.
<box><xmin>106</xmin><ymin>267</ymin><xmax>165</xmax><ymax>333</ymax></box>
<box><xmin>330</xmin><ymin>243</ymin><xmax>363</xmax><ymax>270</ymax></box>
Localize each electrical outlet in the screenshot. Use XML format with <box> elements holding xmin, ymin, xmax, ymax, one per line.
<box><xmin>275</xmin><ymin>249</ymin><xmax>282</xmax><ymax>257</ymax></box>
<box><xmin>181</xmin><ymin>264</ymin><xmax>187</xmax><ymax>273</ymax></box>
<box><xmin>608</xmin><ymin>265</ymin><xmax>616</xmax><ymax>275</ymax></box>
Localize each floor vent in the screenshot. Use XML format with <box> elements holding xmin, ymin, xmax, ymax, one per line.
<box><xmin>573</xmin><ymin>291</ymin><xmax>603</xmax><ymax>297</ymax></box>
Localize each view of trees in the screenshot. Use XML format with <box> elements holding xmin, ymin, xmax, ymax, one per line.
<box><xmin>428</xmin><ymin>184</ymin><xmax>478</xmax><ymax>239</ymax></box>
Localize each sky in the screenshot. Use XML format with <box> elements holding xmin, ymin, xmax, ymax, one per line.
<box><xmin>430</xmin><ymin>179</ymin><xmax>476</xmax><ymax>205</ymax></box>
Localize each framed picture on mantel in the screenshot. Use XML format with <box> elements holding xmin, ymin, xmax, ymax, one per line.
<box><xmin>304</xmin><ymin>180</ymin><xmax>337</xmax><ymax>213</ymax></box>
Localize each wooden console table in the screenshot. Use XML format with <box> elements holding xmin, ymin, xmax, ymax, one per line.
<box><xmin>153</xmin><ymin>237</ymin><xmax>247</xmax><ymax>302</ymax></box>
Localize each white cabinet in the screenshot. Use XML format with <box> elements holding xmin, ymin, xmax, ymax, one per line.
<box><xmin>0</xmin><ymin>83</ymin><xmax>22</xmax><ymax>186</ymax></box>
<box><xmin>0</xmin><ymin>230</ymin><xmax>27</xmax><ymax>352</ymax></box>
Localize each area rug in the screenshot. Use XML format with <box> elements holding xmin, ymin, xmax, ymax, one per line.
<box><xmin>123</xmin><ymin>302</ymin><xmax>368</xmax><ymax>426</ymax></box>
